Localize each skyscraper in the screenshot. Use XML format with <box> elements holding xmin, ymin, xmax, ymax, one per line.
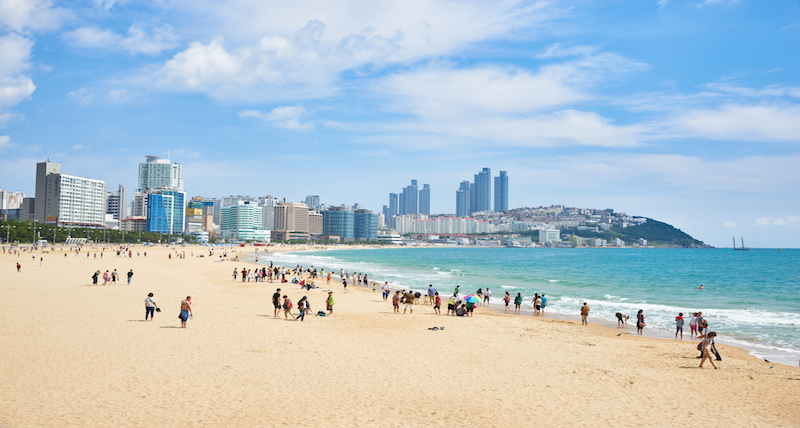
<box><xmin>398</xmin><ymin>192</ymin><xmax>406</xmax><ymax>215</ymax></box>
<box><xmin>34</xmin><ymin>161</ymin><xmax>60</xmax><ymax>223</ymax></box>
<box><xmin>34</xmin><ymin>161</ymin><xmax>106</xmax><ymax>227</ymax></box>
<box><xmin>147</xmin><ymin>188</ymin><xmax>185</xmax><ymax>234</ymax></box>
<box><xmin>494</xmin><ymin>171</ymin><xmax>508</xmax><ymax>212</ymax></box>
<box><xmin>388</xmin><ymin>193</ymin><xmax>398</xmax><ymax>219</ymax></box>
<box><xmin>456</xmin><ymin>181</ymin><xmax>471</xmax><ymax>218</ymax></box>
<box><xmin>305</xmin><ymin>195</ymin><xmax>320</xmax><ymax>210</ymax></box>
<box><xmin>106</xmin><ymin>185</ymin><xmax>128</xmax><ymax>221</ymax></box>
<box><xmin>475</xmin><ymin>167</ymin><xmax>491</xmax><ymax>212</ymax></box>
<box><xmin>419</xmin><ymin>184</ymin><xmax>430</xmax><ymax>215</ymax></box>
<box><xmin>354</xmin><ymin>209</ymin><xmax>378</xmax><ymax>241</ymax></box>
<box><xmin>401</xmin><ymin>180</ymin><xmax>419</xmax><ymax>215</ymax></box>
<box><xmin>138</xmin><ymin>156</ymin><xmax>183</xmax><ymax>191</ymax></box>
<box><xmin>322</xmin><ymin>206</ymin><xmax>354</xmax><ymax>240</ymax></box>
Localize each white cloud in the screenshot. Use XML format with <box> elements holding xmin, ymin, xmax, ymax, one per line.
<box><xmin>755</xmin><ymin>217</ymin><xmax>800</xmax><ymax>226</ymax></box>
<box><xmin>657</xmin><ymin>0</ymin><xmax>669</xmax><ymax>8</ymax></box>
<box><xmin>92</xmin><ymin>0</ymin><xmax>127</xmax><ymax>11</ymax></box>
<box><xmin>239</xmin><ymin>106</ymin><xmax>312</xmax><ymax>130</ymax></box>
<box><xmin>64</xmin><ymin>24</ymin><xmax>179</xmax><ymax>55</ymax></box>
<box><xmin>0</xmin><ymin>0</ymin><xmax>71</xmax><ymax>33</ymax></box>
<box><xmin>671</xmin><ymin>104</ymin><xmax>800</xmax><ymax>143</ymax></box>
<box><xmin>0</xmin><ymin>135</ymin><xmax>10</xmax><ymax>150</ymax></box>
<box><xmin>71</xmin><ymin>144</ymin><xmax>83</xmax><ymax>150</ymax></box>
<box><xmin>535</xmin><ymin>43</ymin><xmax>600</xmax><ymax>59</ymax></box>
<box><xmin>723</xmin><ymin>221</ymin><xmax>736</xmax><ymax>228</ymax></box>
<box><xmin>0</xmin><ymin>33</ymin><xmax>36</xmax><ymax>115</ymax></box>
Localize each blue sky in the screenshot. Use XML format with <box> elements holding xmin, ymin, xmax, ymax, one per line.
<box><xmin>1</xmin><ymin>0</ymin><xmax>799</xmax><ymax>247</ymax></box>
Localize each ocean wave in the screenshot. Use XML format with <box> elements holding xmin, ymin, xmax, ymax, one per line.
<box><xmin>547</xmin><ymin>279</ymin><xmax>561</xmax><ymax>283</ymax></box>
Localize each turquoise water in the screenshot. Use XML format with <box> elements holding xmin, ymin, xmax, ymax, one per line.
<box><xmin>260</xmin><ymin>247</ymin><xmax>800</xmax><ymax>365</ymax></box>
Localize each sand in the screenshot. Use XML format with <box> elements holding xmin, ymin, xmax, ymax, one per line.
<box><xmin>1</xmin><ymin>244</ymin><xmax>799</xmax><ymax>427</ymax></box>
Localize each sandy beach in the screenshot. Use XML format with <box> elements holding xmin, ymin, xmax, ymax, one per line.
<box><xmin>1</xmin><ymin>244</ymin><xmax>799</xmax><ymax>427</ymax></box>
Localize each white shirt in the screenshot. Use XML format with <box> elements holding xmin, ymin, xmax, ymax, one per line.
<box><xmin>485</xmin><ymin>289</ymin><xmax>492</xmax><ymax>297</ymax></box>
<box><xmin>145</xmin><ymin>297</ymin><xmax>157</xmax><ymax>307</ymax></box>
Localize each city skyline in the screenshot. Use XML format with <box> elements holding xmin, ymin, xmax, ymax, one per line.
<box><xmin>0</xmin><ymin>1</ymin><xmax>798</xmax><ymax>248</ymax></box>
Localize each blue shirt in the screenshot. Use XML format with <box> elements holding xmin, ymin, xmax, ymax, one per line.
<box><xmin>541</xmin><ymin>297</ymin><xmax>547</xmax><ymax>307</ymax></box>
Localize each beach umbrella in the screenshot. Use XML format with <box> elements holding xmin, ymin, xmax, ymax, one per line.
<box><xmin>463</xmin><ymin>295</ymin><xmax>481</xmax><ymax>304</ymax></box>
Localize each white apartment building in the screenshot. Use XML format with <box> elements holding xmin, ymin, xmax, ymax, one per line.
<box><xmin>138</xmin><ymin>156</ymin><xmax>183</xmax><ymax>191</ymax></box>
<box><xmin>539</xmin><ymin>229</ymin><xmax>561</xmax><ymax>244</ymax></box>
<box><xmin>46</xmin><ymin>174</ymin><xmax>107</xmax><ymax>227</ymax></box>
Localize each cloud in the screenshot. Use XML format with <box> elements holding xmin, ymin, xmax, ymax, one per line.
<box><xmin>0</xmin><ymin>135</ymin><xmax>10</xmax><ymax>150</ymax></box>
<box><xmin>0</xmin><ymin>0</ymin><xmax>71</xmax><ymax>33</ymax></box>
<box><xmin>755</xmin><ymin>217</ymin><xmax>800</xmax><ymax>226</ymax></box>
<box><xmin>535</xmin><ymin>43</ymin><xmax>600</xmax><ymax>59</ymax></box>
<box><xmin>115</xmin><ymin>0</ymin><xmax>568</xmax><ymax>102</ymax></box>
<box><xmin>92</xmin><ymin>0</ymin><xmax>128</xmax><ymax>11</ymax></box>
<box><xmin>64</xmin><ymin>23</ymin><xmax>179</xmax><ymax>55</ymax></box>
<box><xmin>0</xmin><ymin>33</ymin><xmax>36</xmax><ymax>117</ymax></box>
<box><xmin>71</xmin><ymin>144</ymin><xmax>83</xmax><ymax>150</ymax></box>
<box><xmin>723</xmin><ymin>221</ymin><xmax>736</xmax><ymax>228</ymax></box>
<box><xmin>671</xmin><ymin>104</ymin><xmax>800</xmax><ymax>143</ymax></box>
<box><xmin>657</xmin><ymin>0</ymin><xmax>669</xmax><ymax>8</ymax></box>
<box><xmin>239</xmin><ymin>106</ymin><xmax>312</xmax><ymax>130</ymax></box>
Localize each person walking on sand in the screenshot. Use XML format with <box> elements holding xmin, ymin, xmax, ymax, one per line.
<box><xmin>580</xmin><ymin>302</ymin><xmax>590</xmax><ymax>325</ymax></box>
<box><xmin>503</xmin><ymin>292</ymin><xmax>511</xmax><ymax>313</ymax></box>
<box><xmin>232</xmin><ymin>268</ymin><xmax>238</xmax><ymax>281</ymax></box>
<box><xmin>327</xmin><ymin>272</ymin><xmax>331</xmax><ymax>285</ymax></box>
<box><xmin>636</xmin><ymin>310</ymin><xmax>646</xmax><ymax>335</ymax></box>
<box><xmin>403</xmin><ymin>291</ymin><xmax>414</xmax><ymax>314</ymax></box>
<box><xmin>297</xmin><ymin>296</ymin><xmax>308</xmax><ymax>321</ymax></box>
<box><xmin>273</xmin><ymin>288</ymin><xmax>282</xmax><ymax>317</ymax></box>
<box><xmin>102</xmin><ymin>270</ymin><xmax>110</xmax><ymax>285</ymax></box>
<box><xmin>145</xmin><ymin>293</ymin><xmax>159</xmax><ymax>321</ymax></box>
<box><xmin>326</xmin><ymin>292</ymin><xmax>334</xmax><ymax>315</ymax></box>
<box><xmin>127</xmin><ymin>269</ymin><xmax>133</xmax><ymax>284</ymax></box>
<box><xmin>697</xmin><ymin>331</ymin><xmax>718</xmax><ymax>369</ymax></box>
<box><xmin>514</xmin><ymin>293</ymin><xmax>522</xmax><ymax>315</ymax></box>
<box><xmin>696</xmin><ymin>312</ymin><xmax>705</xmax><ymax>335</ymax></box>
<box><xmin>282</xmin><ymin>295</ymin><xmax>296</xmax><ymax>320</ymax></box>
<box><xmin>342</xmin><ymin>277</ymin><xmax>348</xmax><ymax>293</ymax></box>
<box><xmin>179</xmin><ymin>296</ymin><xmax>192</xmax><ymax>328</ymax></box>
<box><xmin>92</xmin><ymin>270</ymin><xmax>100</xmax><ymax>285</ymax></box>
<box><xmin>676</xmin><ymin>312</ymin><xmax>685</xmax><ymax>339</ymax></box>
<box><xmin>17</xmin><ymin>262</ymin><xmax>21</xmax><ymax>272</ymax></box>
<box><xmin>433</xmin><ymin>292</ymin><xmax>441</xmax><ymax>315</ymax></box>
<box><xmin>382</xmin><ymin>282</ymin><xmax>390</xmax><ymax>302</ymax></box>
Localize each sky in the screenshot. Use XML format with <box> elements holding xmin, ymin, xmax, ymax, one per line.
<box><xmin>0</xmin><ymin>0</ymin><xmax>799</xmax><ymax>248</ymax></box>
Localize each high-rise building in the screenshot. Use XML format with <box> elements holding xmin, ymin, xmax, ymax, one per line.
<box><xmin>402</xmin><ymin>180</ymin><xmax>419</xmax><ymax>215</ymax></box>
<box><xmin>354</xmin><ymin>209</ymin><xmax>378</xmax><ymax>241</ymax></box>
<box><xmin>132</xmin><ymin>191</ymin><xmax>148</xmax><ymax>218</ymax></box>
<box><xmin>204</xmin><ymin>197</ymin><xmax>221</xmax><ymax>225</ymax></box>
<box><xmin>305</xmin><ymin>195</ymin><xmax>320</xmax><ymax>210</ymax></box>
<box><xmin>389</xmin><ymin>193</ymin><xmax>399</xmax><ymax>218</ymax></box>
<box><xmin>138</xmin><ymin>156</ymin><xmax>183</xmax><ymax>191</ymax></box>
<box><xmin>322</xmin><ymin>206</ymin><xmax>354</xmax><ymax>240</ymax></box>
<box><xmin>146</xmin><ymin>188</ymin><xmax>185</xmax><ymax>234</ymax></box>
<box><xmin>475</xmin><ymin>168</ymin><xmax>491</xmax><ymax>212</ymax></box>
<box><xmin>221</xmin><ymin>201</ymin><xmax>269</xmax><ymax>242</ymax></box>
<box><xmin>273</xmin><ymin>202</ymin><xmax>309</xmax><ymax>233</ymax></box>
<box><xmin>419</xmin><ymin>184</ymin><xmax>430</xmax><ymax>215</ymax></box>
<box><xmin>456</xmin><ymin>181</ymin><xmax>471</xmax><ymax>218</ymax></box>
<box><xmin>398</xmin><ymin>192</ymin><xmax>406</xmax><ymax>215</ymax></box>
<box><xmin>469</xmin><ymin>182</ymin><xmax>477</xmax><ymax>215</ymax></box>
<box><xmin>308</xmin><ymin>211</ymin><xmax>323</xmax><ymax>235</ymax></box>
<box><xmin>0</xmin><ymin>189</ymin><xmax>25</xmax><ymax>210</ymax></box>
<box><xmin>494</xmin><ymin>171</ymin><xmax>508</xmax><ymax>212</ymax></box>
<box><xmin>106</xmin><ymin>185</ymin><xmax>128</xmax><ymax>221</ymax></box>
<box><xmin>32</xmin><ymin>161</ymin><xmax>107</xmax><ymax>228</ymax></box>
<box><xmin>34</xmin><ymin>161</ymin><xmax>60</xmax><ymax>223</ymax></box>
<box><xmin>185</xmin><ymin>196</ymin><xmax>207</xmax><ymax>236</ymax></box>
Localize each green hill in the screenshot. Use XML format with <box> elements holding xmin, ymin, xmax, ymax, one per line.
<box><xmin>562</xmin><ymin>218</ymin><xmax>707</xmax><ymax>248</ymax></box>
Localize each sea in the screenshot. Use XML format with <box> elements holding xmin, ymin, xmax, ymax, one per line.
<box><xmin>256</xmin><ymin>247</ymin><xmax>800</xmax><ymax>366</ymax></box>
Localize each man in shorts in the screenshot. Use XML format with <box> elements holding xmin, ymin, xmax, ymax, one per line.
<box><xmin>534</xmin><ymin>295</ymin><xmax>542</xmax><ymax>316</ymax></box>
<box><xmin>696</xmin><ymin>312</ymin><xmax>705</xmax><ymax>335</ymax></box>
<box><xmin>433</xmin><ymin>292</ymin><xmax>441</xmax><ymax>315</ymax></box>
<box><xmin>675</xmin><ymin>312</ymin><xmax>684</xmax><ymax>339</ymax></box>
<box><xmin>447</xmin><ymin>295</ymin><xmax>456</xmax><ymax>316</ymax></box>
<box><xmin>273</xmin><ymin>288</ymin><xmax>282</xmax><ymax>317</ymax></box>
<box><xmin>580</xmin><ymin>302</ymin><xmax>590</xmax><ymax>325</ymax></box>
<box><xmin>383</xmin><ymin>282</ymin><xmax>390</xmax><ymax>302</ymax></box>
<box><xmin>427</xmin><ymin>285</ymin><xmax>436</xmax><ymax>305</ymax></box>
<box><xmin>540</xmin><ymin>294</ymin><xmax>547</xmax><ymax>315</ymax></box>
<box><xmin>404</xmin><ymin>291</ymin><xmax>415</xmax><ymax>314</ymax></box>
<box><xmin>179</xmin><ymin>296</ymin><xmax>192</xmax><ymax>328</ymax></box>
<box><xmin>327</xmin><ymin>292</ymin><xmax>334</xmax><ymax>315</ymax></box>
<box><xmin>483</xmin><ymin>287</ymin><xmax>491</xmax><ymax>306</ymax></box>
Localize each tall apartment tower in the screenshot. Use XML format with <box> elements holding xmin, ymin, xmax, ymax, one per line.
<box><xmin>106</xmin><ymin>185</ymin><xmax>129</xmax><ymax>220</ymax></box>
<box><xmin>138</xmin><ymin>155</ymin><xmax>183</xmax><ymax>191</ymax></box>
<box><xmin>474</xmin><ymin>168</ymin><xmax>491</xmax><ymax>213</ymax></box>
<box><xmin>494</xmin><ymin>171</ymin><xmax>508</xmax><ymax>212</ymax></box>
<box><xmin>419</xmin><ymin>184</ymin><xmax>431</xmax><ymax>215</ymax></box>
<box><xmin>34</xmin><ymin>161</ymin><xmax>61</xmax><ymax>223</ymax></box>
<box><xmin>388</xmin><ymin>193</ymin><xmax>398</xmax><ymax>219</ymax></box>
<box><xmin>456</xmin><ymin>181</ymin><xmax>471</xmax><ymax>218</ymax></box>
<box><xmin>402</xmin><ymin>180</ymin><xmax>418</xmax><ymax>215</ymax></box>
<box><xmin>304</xmin><ymin>195</ymin><xmax>320</xmax><ymax>210</ymax></box>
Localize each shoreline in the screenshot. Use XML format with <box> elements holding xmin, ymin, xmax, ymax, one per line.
<box><xmin>254</xmin><ymin>246</ymin><xmax>800</xmax><ymax>368</ymax></box>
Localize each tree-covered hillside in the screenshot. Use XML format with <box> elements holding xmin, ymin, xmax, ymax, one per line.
<box><xmin>562</xmin><ymin>218</ymin><xmax>707</xmax><ymax>247</ymax></box>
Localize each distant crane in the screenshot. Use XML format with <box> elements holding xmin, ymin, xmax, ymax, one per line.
<box><xmin>733</xmin><ymin>236</ymin><xmax>749</xmax><ymax>251</ymax></box>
